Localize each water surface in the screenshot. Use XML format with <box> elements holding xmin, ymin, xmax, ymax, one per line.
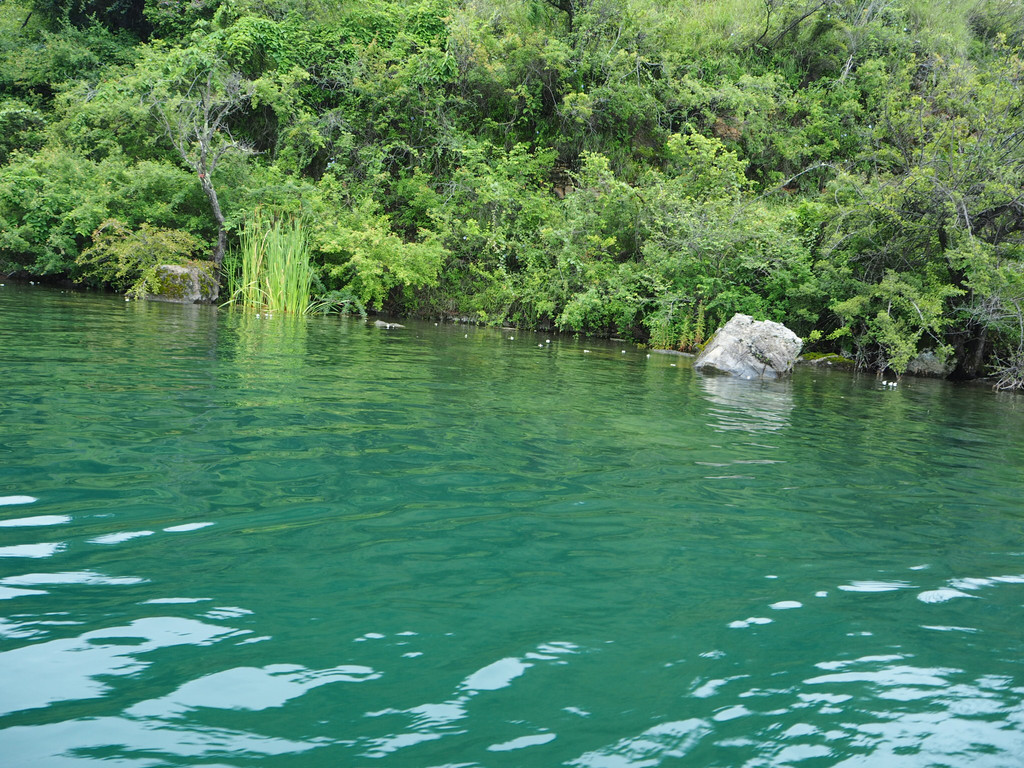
<box><xmin>2</xmin><ymin>285</ymin><xmax>1023</xmax><ymax>766</ymax></box>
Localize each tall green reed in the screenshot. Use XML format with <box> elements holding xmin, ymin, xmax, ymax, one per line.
<box><xmin>225</xmin><ymin>211</ymin><xmax>315</xmax><ymax>314</ymax></box>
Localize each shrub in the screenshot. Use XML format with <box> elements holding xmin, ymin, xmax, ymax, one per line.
<box><xmin>76</xmin><ymin>218</ymin><xmax>206</xmax><ymax>297</ymax></box>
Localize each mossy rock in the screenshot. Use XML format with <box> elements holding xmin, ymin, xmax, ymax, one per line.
<box><xmin>146</xmin><ymin>262</ymin><xmax>219</xmax><ymax>304</ymax></box>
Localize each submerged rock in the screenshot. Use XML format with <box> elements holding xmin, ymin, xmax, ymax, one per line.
<box><xmin>694</xmin><ymin>313</ymin><xmax>802</xmax><ymax>380</ymax></box>
<box><xmin>798</xmin><ymin>353</ymin><xmax>856</xmax><ymax>370</ymax></box>
<box><xmin>146</xmin><ymin>263</ymin><xmax>218</xmax><ymax>304</ymax></box>
<box><xmin>650</xmin><ymin>348</ymin><xmax>695</xmax><ymax>358</ymax></box>
<box><xmin>373</xmin><ymin>319</ymin><xmax>405</xmax><ymax>329</ymax></box>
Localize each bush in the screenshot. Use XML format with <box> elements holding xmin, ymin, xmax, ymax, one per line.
<box><xmin>76</xmin><ymin>218</ymin><xmax>206</xmax><ymax>297</ymax></box>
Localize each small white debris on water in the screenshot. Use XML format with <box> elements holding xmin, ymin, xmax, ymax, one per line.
<box><xmin>769</xmin><ymin>601</ymin><xmax>803</xmax><ymax>610</ymax></box>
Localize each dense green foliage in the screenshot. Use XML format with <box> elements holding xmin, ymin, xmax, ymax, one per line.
<box><xmin>2</xmin><ymin>0</ymin><xmax>1024</xmax><ymax>383</ymax></box>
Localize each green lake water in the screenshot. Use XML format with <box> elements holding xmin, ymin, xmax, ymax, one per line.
<box><xmin>2</xmin><ymin>285</ymin><xmax>1023</xmax><ymax>767</ymax></box>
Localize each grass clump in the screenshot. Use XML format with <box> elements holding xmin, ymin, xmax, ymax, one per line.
<box><xmin>225</xmin><ymin>211</ymin><xmax>315</xmax><ymax>315</ymax></box>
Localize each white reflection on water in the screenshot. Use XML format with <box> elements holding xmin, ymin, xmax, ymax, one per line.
<box><xmin>0</xmin><ymin>716</ymin><xmax>328</xmax><ymax>764</ymax></box>
<box><xmin>363</xmin><ymin>640</ymin><xmax>578</xmax><ymax>759</ymax></box>
<box><xmin>3</xmin><ymin>571</ymin><xmax>146</xmax><ymax>587</ymax></box>
<box><xmin>569</xmin><ymin>718</ymin><xmax>711</xmax><ymax>767</ymax></box>
<box><xmin>805</xmin><ymin>662</ymin><xmax>958</xmax><ymax>688</ymax></box>
<box><xmin>0</xmin><ymin>515</ymin><xmax>70</xmax><ymax>527</ymax></box>
<box><xmin>917</xmin><ymin>588</ymin><xmax>977</xmax><ymax>603</ymax></box>
<box><xmin>128</xmin><ymin>663</ymin><xmax>380</xmax><ymax>718</ymax></box>
<box><xmin>460</xmin><ymin>656</ymin><xmax>529</xmax><ymax>691</ymax></box>
<box><xmin>0</xmin><ymin>618</ymin><xmax>237</xmax><ymax>716</ymax></box>
<box><xmin>0</xmin><ymin>586</ymin><xmax>47</xmax><ymax>600</ymax></box>
<box><xmin>0</xmin><ymin>495</ymin><xmax>38</xmax><ymax>506</ymax></box>
<box><xmin>142</xmin><ymin>597</ymin><xmax>212</xmax><ymax>605</ymax></box>
<box><xmin>837</xmin><ymin>580</ymin><xmax>915</xmax><ymax>592</ymax></box>
<box><xmin>0</xmin><ymin>542</ymin><xmax>65</xmax><ymax>558</ymax></box>
<box><xmin>89</xmin><ymin>531</ymin><xmax>155</xmax><ymax>545</ymax></box>
<box><xmin>793</xmin><ymin>656</ymin><xmax>1024</xmax><ymax>768</ymax></box>
<box><xmin>916</xmin><ymin>571</ymin><xmax>1024</xmax><ymax>604</ymax></box>
<box><xmin>949</xmin><ymin>573</ymin><xmax>1024</xmax><ymax>590</ymax></box>
<box><xmin>488</xmin><ymin>732</ymin><xmax>557</xmax><ymax>751</ymax></box>
<box><xmin>697</xmin><ymin>375</ymin><xmax>793</xmax><ymax>433</ymax></box>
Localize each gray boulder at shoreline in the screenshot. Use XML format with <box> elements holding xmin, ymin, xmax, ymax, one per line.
<box><xmin>695</xmin><ymin>313</ymin><xmax>802</xmax><ymax>380</ymax></box>
<box><xmin>906</xmin><ymin>350</ymin><xmax>953</xmax><ymax>378</ymax></box>
<box><xmin>146</xmin><ymin>264</ymin><xmax>218</xmax><ymax>304</ymax></box>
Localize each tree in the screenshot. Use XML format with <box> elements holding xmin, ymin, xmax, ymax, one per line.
<box><xmin>823</xmin><ymin>50</ymin><xmax>1024</xmax><ymax>378</ymax></box>
<box><xmin>540</xmin><ymin>0</ymin><xmax>580</xmax><ymax>32</ymax></box>
<box><xmin>149</xmin><ymin>51</ymin><xmax>255</xmax><ymax>272</ymax></box>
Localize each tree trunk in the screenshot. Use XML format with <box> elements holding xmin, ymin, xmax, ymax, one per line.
<box><xmin>950</xmin><ymin>325</ymin><xmax>988</xmax><ymax>380</ymax></box>
<box><xmin>199</xmin><ymin>175</ymin><xmax>227</xmax><ymax>272</ymax></box>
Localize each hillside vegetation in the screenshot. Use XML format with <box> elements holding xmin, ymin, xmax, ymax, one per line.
<box><xmin>2</xmin><ymin>0</ymin><xmax>1023</xmax><ymax>384</ymax></box>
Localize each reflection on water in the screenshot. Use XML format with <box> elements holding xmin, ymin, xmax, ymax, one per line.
<box><xmin>2</xmin><ymin>286</ymin><xmax>1024</xmax><ymax>766</ymax></box>
<box><xmin>364</xmin><ymin>641</ymin><xmax>576</xmax><ymax>758</ymax></box>
<box><xmin>0</xmin><ymin>617</ymin><xmax>237</xmax><ymax>716</ymax></box>
<box><xmin>697</xmin><ymin>373</ymin><xmax>794</xmax><ymax>433</ymax></box>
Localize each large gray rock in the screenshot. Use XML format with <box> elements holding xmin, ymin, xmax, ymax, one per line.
<box><xmin>694</xmin><ymin>313</ymin><xmax>802</xmax><ymax>380</ymax></box>
<box><xmin>146</xmin><ymin>263</ymin><xmax>218</xmax><ymax>304</ymax></box>
<box><xmin>905</xmin><ymin>350</ymin><xmax>953</xmax><ymax>378</ymax></box>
